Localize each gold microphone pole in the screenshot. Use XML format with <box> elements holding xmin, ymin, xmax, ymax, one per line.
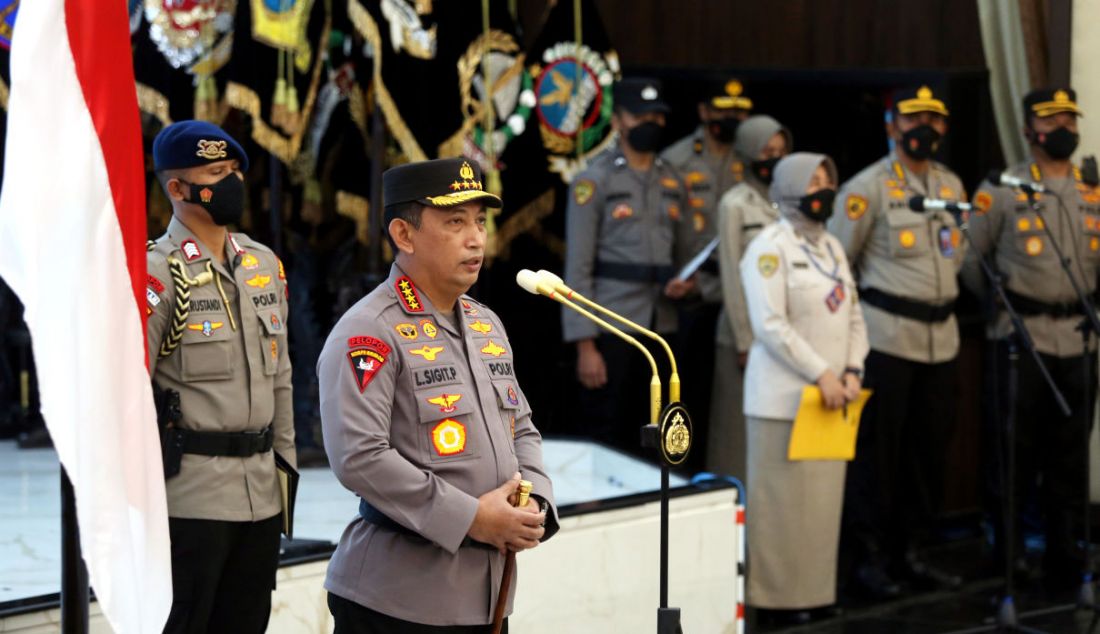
<box><xmin>536</xmin><ymin>270</ymin><xmax>681</xmax><ymax>403</ymax></box>
<box><xmin>517</xmin><ymin>270</ymin><xmax>661</xmax><ymax>424</ymax></box>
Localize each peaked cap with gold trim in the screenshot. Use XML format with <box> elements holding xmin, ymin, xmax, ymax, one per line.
<box><xmin>1024</xmin><ymin>87</ymin><xmax>1083</xmax><ymax>119</ymax></box>
<box><xmin>892</xmin><ymin>85</ymin><xmax>950</xmax><ymax>117</ymax></box>
<box><xmin>383</xmin><ymin>158</ymin><xmax>503</xmax><ymax>217</ymax></box>
<box><xmin>153</xmin><ymin>120</ymin><xmax>250</xmax><ymax>172</ymax></box>
<box><xmin>707</xmin><ymin>79</ymin><xmax>753</xmax><ymax>111</ymax></box>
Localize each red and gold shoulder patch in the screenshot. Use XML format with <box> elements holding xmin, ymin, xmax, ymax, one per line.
<box><xmin>181</xmin><ymin>239</ymin><xmax>202</xmax><ymax>262</ymax></box>
<box><xmin>431</xmin><ymin>419</ymin><xmax>467</xmax><ymax>456</ymax></box>
<box><xmin>973</xmin><ymin>191</ymin><xmax>993</xmax><ymax>215</ymax></box>
<box><xmin>845</xmin><ymin>193</ymin><xmax>868</xmax><ymax>220</ymax></box>
<box><xmin>395</xmin><ymin>276</ymin><xmax>425</xmax><ymax>313</ymax></box>
<box><xmin>346</xmin><ymin>336</ymin><xmax>391</xmax><ymax>393</ymax></box>
<box><xmin>573</xmin><ymin>179</ymin><xmax>596</xmax><ymax>206</ymax></box>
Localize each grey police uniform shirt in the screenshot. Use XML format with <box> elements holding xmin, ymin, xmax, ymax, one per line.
<box><xmin>146</xmin><ymin>216</ymin><xmax>295</xmax><ymax>521</ymax></box>
<box><xmin>716</xmin><ymin>177</ymin><xmax>779</xmax><ymax>351</ymax></box>
<box><xmin>318</xmin><ymin>264</ymin><xmax>558</xmax><ymax>626</ymax></box>
<box><xmin>962</xmin><ymin>161</ymin><xmax>1100</xmax><ymax>356</ymax></box>
<box><xmin>661</xmin><ymin>127</ymin><xmax>746</xmax><ymax>303</ymax></box>
<box><xmin>827</xmin><ymin>153</ymin><xmax>967</xmax><ymax>364</ymax></box>
<box><xmin>563</xmin><ymin>145</ymin><xmax>691</xmax><ymax>342</ymax></box>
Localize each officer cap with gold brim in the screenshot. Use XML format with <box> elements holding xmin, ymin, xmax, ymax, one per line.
<box><xmin>1024</xmin><ymin>87</ymin><xmax>1083</xmax><ymax>119</ymax></box>
<box><xmin>892</xmin><ymin>85</ymin><xmax>950</xmax><ymax>117</ymax></box>
<box><xmin>383</xmin><ymin>158</ymin><xmax>503</xmax><ymax>214</ymax></box>
<box><xmin>707</xmin><ymin>79</ymin><xmax>753</xmax><ymax>111</ymax></box>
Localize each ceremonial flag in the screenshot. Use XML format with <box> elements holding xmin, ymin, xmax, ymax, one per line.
<box><xmin>0</xmin><ymin>0</ymin><xmax>172</xmax><ymax>631</ymax></box>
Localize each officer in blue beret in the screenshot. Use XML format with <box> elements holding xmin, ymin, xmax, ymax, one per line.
<box><xmin>146</xmin><ymin>120</ymin><xmax>296</xmax><ymax>634</ymax></box>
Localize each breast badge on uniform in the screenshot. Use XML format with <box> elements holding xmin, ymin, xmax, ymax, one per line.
<box><xmin>757</xmin><ymin>253</ymin><xmax>779</xmax><ymax>278</ymax></box>
<box><xmin>270</xmin><ymin>313</ymin><xmax>282</xmax><ymax>331</ymax></box>
<box><xmin>410</xmin><ymin>345</ymin><xmax>445</xmax><ymax>361</ymax></box>
<box><xmin>246</xmin><ymin>274</ymin><xmax>272</xmax><ymax>289</ymax></box>
<box><xmin>939</xmin><ymin>186</ymin><xmax>955</xmax><ymax>199</ymax></box>
<box><xmin>468</xmin><ymin>320</ymin><xmax>492</xmax><ymax>334</ymax></box>
<box><xmin>181</xmin><ymin>239</ymin><xmax>202</xmax><ymax>262</ymax></box>
<box><xmin>148</xmin><ymin>275</ymin><xmax>166</xmax><ymax>294</ymax></box>
<box><xmin>974</xmin><ymin>191</ymin><xmax>993</xmax><ymax>215</ymax></box>
<box><xmin>667</xmin><ymin>204</ymin><xmax>681</xmax><ymax>221</ymax></box>
<box><xmin>461</xmin><ymin>300</ymin><xmax>478</xmax><ymax>317</ymax></box>
<box><xmin>395</xmin><ymin>323</ymin><xmax>419</xmax><ymax>340</ymax></box>
<box><xmin>420</xmin><ymin>319</ymin><xmax>438</xmax><ymax>338</ymax></box>
<box><xmin>431</xmin><ymin>419</ymin><xmax>467</xmax><ymax>456</ymax></box>
<box><xmin>396</xmin><ymin>276</ymin><xmax>425</xmax><ymax>313</ymax></box>
<box><xmin>427</xmin><ymin>393</ymin><xmax>463</xmax><ymax>413</ymax></box>
<box><xmin>506</xmin><ymin>385</ymin><xmax>519</xmax><ymax>406</ymax></box>
<box><xmin>845</xmin><ymin>193</ymin><xmax>868</xmax><ymax>220</ymax></box>
<box><xmin>1025</xmin><ymin>236</ymin><xmax>1044</xmax><ymax>256</ymax></box>
<box><xmin>240</xmin><ymin>253</ymin><xmax>260</xmax><ymax>270</ymax></box>
<box><xmin>347</xmin><ymin>336</ymin><xmax>392</xmax><ymax>393</ymax></box>
<box><xmin>480</xmin><ymin>340</ymin><xmax>507</xmax><ymax>357</ymax></box>
<box><xmin>660</xmin><ymin>177</ymin><xmax>679</xmax><ymax>189</ymax></box>
<box><xmin>187</xmin><ymin>320</ymin><xmax>224</xmax><ymax>336</ymax></box>
<box><xmin>146</xmin><ymin>288</ymin><xmax>162</xmax><ymax>308</ymax></box>
<box><xmin>573</xmin><ymin>179</ymin><xmax>596</xmax><ymax>205</ymax></box>
<box><xmin>692</xmin><ymin>212</ymin><xmax>706</xmax><ymax>232</ymax></box>
<box><xmin>1090</xmin><ymin>237</ymin><xmax>1100</xmax><ymax>252</ymax></box>
<box><xmin>898</xmin><ymin>230</ymin><xmax>917</xmax><ymax>249</ymax></box>
<box><xmin>270</xmin><ymin>340</ymin><xmax>278</xmax><ymax>362</ymax></box>
<box><xmin>611</xmin><ymin>203</ymin><xmax>633</xmax><ymax>219</ymax></box>
<box><xmin>889</xmin><ymin>189</ymin><xmax>906</xmax><ymax>200</ymax></box>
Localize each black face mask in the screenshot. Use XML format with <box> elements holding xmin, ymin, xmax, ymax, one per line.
<box><xmin>180</xmin><ymin>172</ymin><xmax>245</xmax><ymax>226</ymax></box>
<box><xmin>1033</xmin><ymin>126</ymin><xmax>1079</xmax><ymax>160</ymax></box>
<box><xmin>626</xmin><ymin>121</ymin><xmax>664</xmax><ymax>153</ymax></box>
<box><xmin>799</xmin><ymin>189</ymin><xmax>836</xmax><ymax>223</ymax></box>
<box><xmin>900</xmin><ymin>124</ymin><xmax>942</xmax><ymax>161</ymax></box>
<box><xmin>750</xmin><ymin>157</ymin><xmax>780</xmax><ymax>185</ymax></box>
<box><xmin>707</xmin><ymin>118</ymin><xmax>738</xmax><ymax>144</ymax></box>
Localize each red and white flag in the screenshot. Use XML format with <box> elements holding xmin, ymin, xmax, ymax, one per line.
<box><xmin>0</xmin><ymin>0</ymin><xmax>172</xmax><ymax>632</ymax></box>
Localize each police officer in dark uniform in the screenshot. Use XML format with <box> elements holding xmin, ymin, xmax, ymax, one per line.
<box><xmin>963</xmin><ymin>88</ymin><xmax>1099</xmax><ymax>583</ymax></box>
<box><xmin>564</xmin><ymin>77</ymin><xmax>693</xmax><ymax>454</ymax></box>
<box><xmin>146</xmin><ymin>121</ymin><xmax>295</xmax><ymax>633</ymax></box>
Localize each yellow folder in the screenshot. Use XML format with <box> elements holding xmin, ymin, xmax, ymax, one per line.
<box><xmin>787</xmin><ymin>386</ymin><xmax>873</xmax><ymax>461</ymax></box>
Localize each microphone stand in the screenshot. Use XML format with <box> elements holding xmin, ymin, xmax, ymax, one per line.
<box><xmin>1025</xmin><ymin>187</ymin><xmax>1100</xmax><ymax>612</ymax></box>
<box><xmin>952</xmin><ymin>213</ymin><xmax>1069</xmax><ymax>634</ymax></box>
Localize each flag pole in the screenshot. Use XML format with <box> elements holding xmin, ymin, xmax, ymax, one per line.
<box><xmin>60</xmin><ymin>467</ymin><xmax>89</xmax><ymax>633</ymax></box>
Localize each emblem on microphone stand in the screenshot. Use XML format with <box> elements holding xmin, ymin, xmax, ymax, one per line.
<box><xmin>658</xmin><ymin>403</ymin><xmax>692</xmax><ymax>466</ymax></box>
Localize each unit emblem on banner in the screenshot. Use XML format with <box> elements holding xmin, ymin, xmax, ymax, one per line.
<box><xmin>144</xmin><ymin>0</ymin><xmax>236</xmax><ymax>73</ymax></box>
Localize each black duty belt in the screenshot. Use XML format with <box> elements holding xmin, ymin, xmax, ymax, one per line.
<box><xmin>594</xmin><ymin>260</ymin><xmax>675</xmax><ymax>283</ymax></box>
<box><xmin>860</xmin><ymin>287</ymin><xmax>955</xmax><ymax>323</ymax></box>
<box><xmin>166</xmin><ymin>426</ymin><xmax>274</xmax><ymax>457</ymax></box>
<box><xmin>1003</xmin><ymin>289</ymin><xmax>1084</xmax><ymax>319</ymax></box>
<box><xmin>358</xmin><ymin>499</ymin><xmax>496</xmax><ymax>551</ymax></box>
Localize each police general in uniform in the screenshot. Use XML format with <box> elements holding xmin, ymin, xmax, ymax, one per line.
<box><xmin>318</xmin><ymin>157</ymin><xmax>558</xmax><ymax>632</ymax></box>
<box><xmin>962</xmin><ymin>88</ymin><xmax>1100</xmax><ymax>583</ymax></box>
<box><xmin>827</xmin><ymin>86</ymin><xmax>965</xmax><ymax>596</ymax></box>
<box><xmin>146</xmin><ymin>121</ymin><xmax>294</xmax><ymax>633</ymax></box>
<box><xmin>710</xmin><ymin>114</ymin><xmax>791</xmax><ymax>479</ymax></box>
<box><xmin>661</xmin><ymin>79</ymin><xmax>753</xmax><ymax>469</ymax></box>
<box><xmin>564</xmin><ymin>77</ymin><xmax>693</xmax><ymax>454</ymax></box>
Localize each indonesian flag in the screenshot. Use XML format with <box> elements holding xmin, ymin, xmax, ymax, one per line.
<box><xmin>0</xmin><ymin>0</ymin><xmax>172</xmax><ymax>632</ymax></box>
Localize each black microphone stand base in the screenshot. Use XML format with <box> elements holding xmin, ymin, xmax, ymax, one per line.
<box><xmin>657</xmin><ymin>607</ymin><xmax>683</xmax><ymax>634</ymax></box>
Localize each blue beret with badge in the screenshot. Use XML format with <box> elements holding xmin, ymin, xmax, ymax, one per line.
<box><xmin>152</xmin><ymin>120</ymin><xmax>250</xmax><ymax>172</ymax></box>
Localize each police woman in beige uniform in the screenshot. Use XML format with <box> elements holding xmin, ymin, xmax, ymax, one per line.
<box><xmin>146</xmin><ymin>121</ymin><xmax>294</xmax><ymax>633</ymax></box>
<box><xmin>318</xmin><ymin>158</ymin><xmax>557</xmax><ymax>633</ymax></box>
<box><xmin>741</xmin><ymin>153</ymin><xmax>868</xmax><ymax>625</ymax></box>
<box><xmin>710</xmin><ymin>114</ymin><xmax>791</xmax><ymax>479</ymax></box>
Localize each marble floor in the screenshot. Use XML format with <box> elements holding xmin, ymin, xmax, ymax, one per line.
<box><xmin>0</xmin><ymin>438</ymin><xmax>687</xmax><ymax>606</ymax></box>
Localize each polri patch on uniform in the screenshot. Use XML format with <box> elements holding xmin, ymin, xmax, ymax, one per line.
<box><xmin>395</xmin><ymin>323</ymin><xmax>419</xmax><ymax>340</ymax></box>
<box><xmin>409</xmin><ymin>345</ymin><xmax>444</xmax><ymax>361</ymax></box>
<box><xmin>427</xmin><ymin>393</ymin><xmax>463</xmax><ymax>413</ymax></box>
<box><xmin>431</xmin><ymin>419</ymin><xmax>466</xmax><ymax>456</ymax></box>
<box><xmin>348</xmin><ymin>347</ymin><xmax>387</xmax><ymax>393</ymax></box>
<box><xmin>481</xmin><ymin>339</ymin><xmax>507</xmax><ymax>357</ymax></box>
<box><xmin>845</xmin><ymin>193</ymin><xmax>868</xmax><ymax>220</ymax></box>
<box><xmin>468</xmin><ymin>320</ymin><xmax>492</xmax><ymax>335</ymax></box>
<box><xmin>420</xmin><ymin>319</ymin><xmax>438</xmax><ymax>338</ymax></box>
<box><xmin>611</xmin><ymin>203</ymin><xmax>633</xmax><ymax>220</ymax></box>
<box><xmin>147</xmin><ymin>275</ymin><xmax>166</xmax><ymax>294</ymax></box>
<box><xmin>181</xmin><ymin>239</ymin><xmax>202</xmax><ymax>261</ymax></box>
<box><xmin>757</xmin><ymin>253</ymin><xmax>779</xmax><ymax>278</ymax></box>
<box><xmin>241</xmin><ymin>253</ymin><xmax>260</xmax><ymax>270</ymax></box>
<box><xmin>396</xmin><ymin>276</ymin><xmax>425</xmax><ymax>313</ymax></box>
<box><xmin>573</xmin><ymin>179</ymin><xmax>596</xmax><ymax>206</ymax></box>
